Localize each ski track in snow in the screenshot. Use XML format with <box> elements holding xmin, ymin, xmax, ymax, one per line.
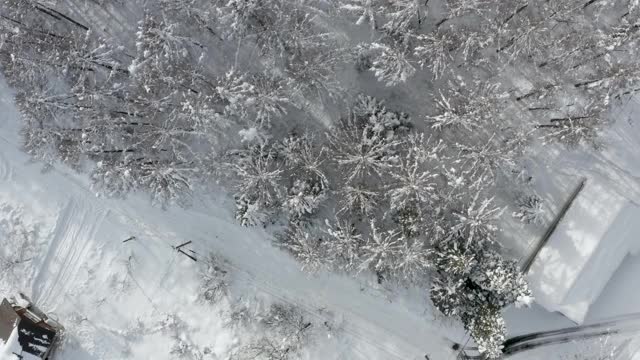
<box><xmin>0</xmin><ymin>151</ymin><xmax>13</xmax><ymax>181</ymax></box>
<box><xmin>31</xmin><ymin>200</ymin><xmax>73</xmax><ymax>303</ymax></box>
<box><xmin>32</xmin><ymin>198</ymin><xmax>107</xmax><ymax>309</ymax></box>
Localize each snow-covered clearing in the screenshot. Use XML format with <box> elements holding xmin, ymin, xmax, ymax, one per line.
<box><xmin>0</xmin><ymin>75</ymin><xmax>456</xmax><ymax>359</ymax></box>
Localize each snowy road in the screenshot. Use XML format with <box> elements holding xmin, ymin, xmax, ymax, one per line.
<box><xmin>0</xmin><ymin>77</ymin><xmax>456</xmax><ymax>359</ymax></box>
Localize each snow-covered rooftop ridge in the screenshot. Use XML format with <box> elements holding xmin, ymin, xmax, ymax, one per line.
<box><xmin>527</xmin><ymin>175</ymin><xmax>640</xmax><ymax>324</ymax></box>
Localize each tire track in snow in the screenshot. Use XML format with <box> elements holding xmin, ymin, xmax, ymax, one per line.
<box><xmin>45</xmin><ymin>208</ymin><xmax>107</xmax><ymax>309</ymax></box>
<box><xmin>0</xmin><ymin>151</ymin><xmax>13</xmax><ymax>181</ymax></box>
<box><xmin>32</xmin><ymin>200</ymin><xmax>76</xmax><ymax>303</ymax></box>
<box><xmin>31</xmin><ymin>198</ymin><xmax>107</xmax><ymax>309</ymax></box>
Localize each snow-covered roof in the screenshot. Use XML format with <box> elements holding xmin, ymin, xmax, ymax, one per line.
<box><xmin>527</xmin><ymin>176</ymin><xmax>640</xmax><ymax>323</ymax></box>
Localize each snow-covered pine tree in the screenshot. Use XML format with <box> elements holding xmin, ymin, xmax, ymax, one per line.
<box><xmin>129</xmin><ymin>14</ymin><xmax>197</xmax><ymax>99</ymax></box>
<box><xmin>463</xmin><ymin>304</ymin><xmax>506</xmax><ymax>359</ymax></box>
<box><xmin>341</xmin><ymin>0</ymin><xmax>426</xmax><ymax>86</ymax></box>
<box><xmin>280</xmin><ymin>133</ymin><xmax>329</xmax><ymax>221</ymax></box>
<box><xmin>430</xmin><ymin>238</ymin><xmax>532</xmax><ymax>358</ymax></box>
<box><xmin>426</xmin><ymin>84</ymin><xmax>498</xmax><ymax>132</ymax></box>
<box><xmin>445</xmin><ymin>0</ymin><xmax>493</xmax><ymax>19</ymax></box>
<box><xmin>245</xmin><ymin>73</ymin><xmax>289</xmax><ymax>128</ymax></box>
<box><xmin>496</xmin><ymin>0</ymin><xmax>571</xmax><ymax>63</ymax></box>
<box><xmin>393</xmin><ymin>237</ymin><xmax>431</xmax><ymax>283</ymax></box>
<box><xmin>358</xmin><ymin>220</ymin><xmax>402</xmax><ymax>274</ymax></box>
<box><xmin>278</xmin><ymin>221</ymin><xmax>325</xmax><ymax>271</ymax></box>
<box><xmin>216</xmin><ymin>0</ymin><xmax>285</xmax><ymax>49</ymax></box>
<box><xmin>337</xmin><ymin>183</ymin><xmax>381</xmax><ymax>217</ymax></box>
<box><xmin>413</xmin><ymin>31</ymin><xmax>457</xmax><ymax>79</ymax></box>
<box><xmin>367</xmin><ymin>42</ymin><xmax>416</xmax><ymax>86</ymax></box>
<box><xmin>138</xmin><ymin>160</ymin><xmax>194</xmax><ymax>208</ymax></box>
<box><xmin>329</xmin><ymin>96</ymin><xmax>412</xmax><ymax>217</ymax></box>
<box><xmin>324</xmin><ymin>218</ymin><xmax>365</xmax><ymax>272</ymax></box>
<box><xmin>1</xmin><ymin>1</ymin><xmax>130</xmax><ymax>170</ymax></box>
<box><xmin>90</xmin><ymin>159</ymin><xmax>139</xmax><ymax>199</ymax></box>
<box><xmin>386</xmin><ymin>133</ymin><xmax>444</xmax><ymax>237</ymax></box>
<box><xmin>339</xmin><ymin>0</ymin><xmax>381</xmax><ymax>30</ymax></box>
<box><xmin>382</xmin><ymin>0</ymin><xmax>425</xmax><ymax>38</ymax></box>
<box><xmin>329</xmin><ymin>115</ymin><xmax>398</xmax><ymax>183</ymax></box>
<box><xmin>218</xmin><ymin>0</ymin><xmax>345</xmax><ymax>103</ymax></box>
<box><xmin>233</xmin><ymin>303</ymin><xmax>312</xmax><ymax>360</ymax></box>
<box><xmin>449</xmin><ymin>192</ymin><xmax>504</xmax><ymax>246</ymax></box>
<box><xmin>329</xmin><ymin>95</ymin><xmax>409</xmax><ymax>185</ymax></box>
<box><xmin>351</xmin><ymin>94</ymin><xmax>412</xmax><ymax>137</ymax></box>
<box><xmin>225</xmin><ymin>142</ymin><xmax>285</xmax><ymax>226</ymax></box>
<box><xmin>20</xmin><ymin>119</ymin><xmax>69</xmax><ymax>170</ymax></box>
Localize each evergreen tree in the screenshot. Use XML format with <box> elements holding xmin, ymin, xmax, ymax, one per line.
<box><xmin>386</xmin><ymin>133</ymin><xmax>444</xmax><ymax>236</ymax></box>
<box><xmin>324</xmin><ymin>218</ymin><xmax>365</xmax><ymax>271</ymax></box>
<box><xmin>225</xmin><ymin>142</ymin><xmax>285</xmax><ymax>226</ymax></box>
<box><xmin>430</xmin><ymin>239</ymin><xmax>532</xmax><ymax>358</ymax></box>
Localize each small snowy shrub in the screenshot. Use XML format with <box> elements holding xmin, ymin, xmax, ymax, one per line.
<box><xmin>277</xmin><ymin>222</ymin><xmax>325</xmax><ymax>271</ymax></box>
<box><xmin>230</xmin><ymin>302</ymin><xmax>313</xmax><ymax>360</ymax></box>
<box><xmin>0</xmin><ymin>206</ymin><xmax>41</xmax><ymax>291</ymax></box>
<box><xmin>198</xmin><ymin>253</ymin><xmax>230</xmax><ymax>304</ymax></box>
<box><xmin>512</xmin><ymin>194</ymin><xmax>545</xmax><ymax>225</ymax></box>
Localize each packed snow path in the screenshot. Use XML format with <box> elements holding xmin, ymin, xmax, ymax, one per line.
<box><xmin>0</xmin><ymin>77</ymin><xmax>455</xmax><ymax>359</ymax></box>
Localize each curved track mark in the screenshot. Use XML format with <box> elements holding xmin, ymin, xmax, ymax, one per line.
<box><xmin>0</xmin><ymin>151</ymin><xmax>13</xmax><ymax>181</ymax></box>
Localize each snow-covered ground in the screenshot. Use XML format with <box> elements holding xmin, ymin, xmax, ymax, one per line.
<box><xmin>0</xmin><ymin>75</ymin><xmax>458</xmax><ymax>359</ymax></box>
<box><xmin>508</xmin><ymin>91</ymin><xmax>640</xmax><ymax>326</ymax></box>
<box><xmin>527</xmin><ymin>181</ymin><xmax>640</xmax><ymax>323</ymax></box>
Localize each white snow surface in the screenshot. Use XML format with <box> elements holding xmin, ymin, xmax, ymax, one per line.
<box><xmin>527</xmin><ymin>179</ymin><xmax>640</xmax><ymax>323</ymax></box>
<box><xmin>0</xmin><ymin>75</ymin><xmax>456</xmax><ymax>359</ymax></box>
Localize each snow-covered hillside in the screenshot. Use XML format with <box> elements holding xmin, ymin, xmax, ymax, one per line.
<box><xmin>0</xmin><ymin>74</ymin><xmax>456</xmax><ymax>359</ymax></box>
<box><xmin>2</xmin><ymin>0</ymin><xmax>640</xmax><ymax>358</ymax></box>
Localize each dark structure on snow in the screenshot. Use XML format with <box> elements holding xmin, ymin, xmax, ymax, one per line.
<box><xmin>0</xmin><ymin>295</ymin><xmax>63</xmax><ymax>359</ymax></box>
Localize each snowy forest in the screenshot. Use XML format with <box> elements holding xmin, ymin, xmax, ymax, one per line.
<box><xmin>1</xmin><ymin>0</ymin><xmax>639</xmax><ymax>357</ymax></box>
